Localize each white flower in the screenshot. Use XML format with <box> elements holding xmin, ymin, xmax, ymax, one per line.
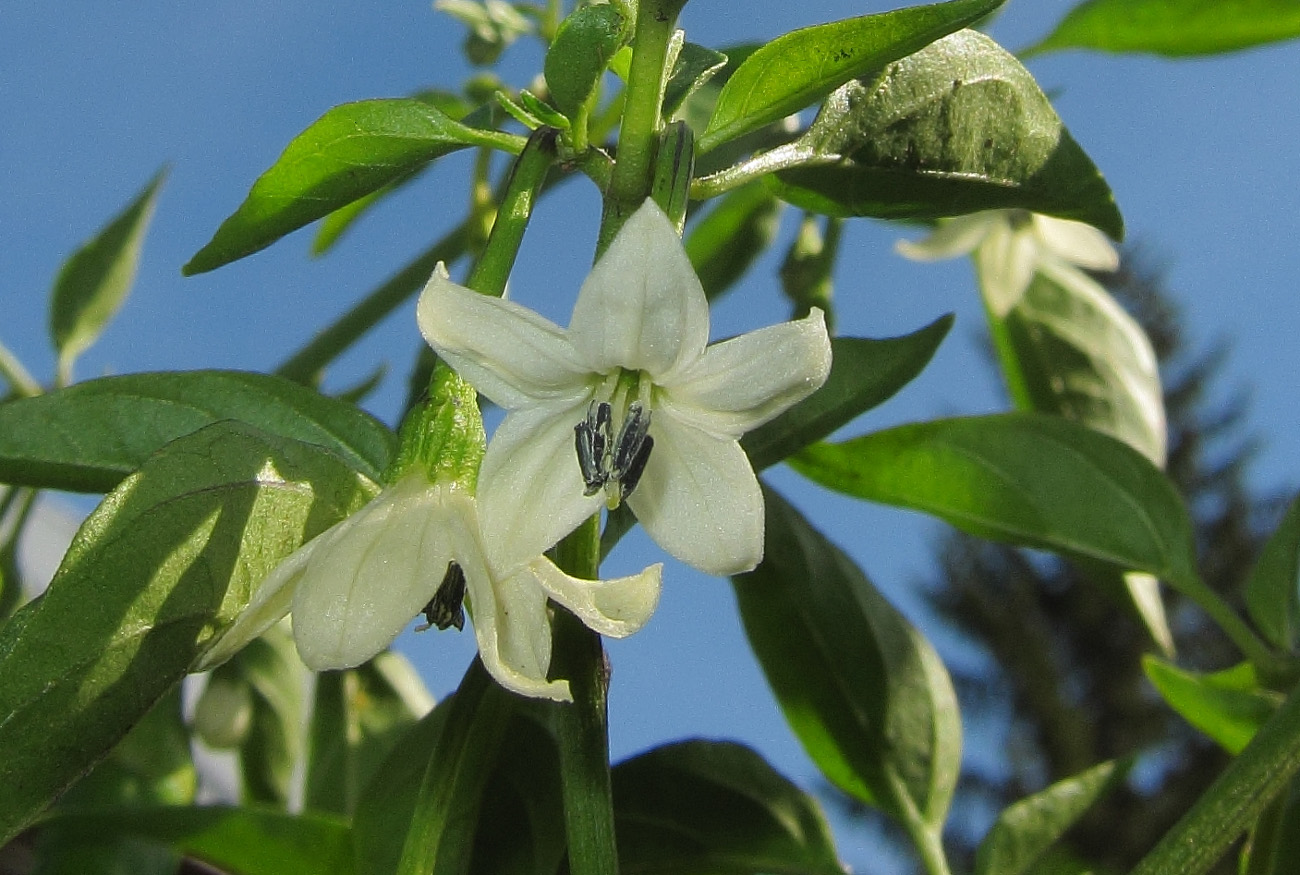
<box><xmin>897</xmin><ymin>209</ymin><xmax>1119</xmax><ymax>317</ymax></box>
<box><xmin>196</xmin><ymin>472</ymin><xmax>662</xmax><ymax>702</ymax></box>
<box><xmin>417</xmin><ymin>199</ymin><xmax>832</xmax><ymax>576</ymax></box>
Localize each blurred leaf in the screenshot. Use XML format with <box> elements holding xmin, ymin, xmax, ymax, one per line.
<box><xmin>49</xmin><ymin>170</ymin><xmax>165</xmax><ymax>383</ymax></box>
<box><xmin>735</xmin><ymin>487</ymin><xmax>961</xmax><ymax>828</ymax></box>
<box><xmin>684</xmin><ymin>183</ymin><xmax>782</xmax><ymax>301</ymax></box>
<box><xmin>1242</xmin><ymin>778</ymin><xmax>1300</xmax><ymax>875</ymax></box>
<box><xmin>36</xmin><ymin>807</ymin><xmax>353</xmax><ymax>875</ymax></box>
<box><xmin>545</xmin><ymin>4</ymin><xmax>626</xmax><ymax>117</ymax></box>
<box><xmin>220</xmin><ymin>629</ymin><xmax>307</xmax><ymax>806</ymax></box>
<box><xmin>306</xmin><ymin>650</ymin><xmax>434</xmax><ymax>815</ymax></box>
<box><xmin>699</xmin><ymin>0</ymin><xmax>1004</xmax><ymax>152</ymax></box>
<box><xmin>184</xmin><ymin>99</ymin><xmax>525</xmax><ymax>274</ymax></box>
<box><xmin>743</xmin><ymin>315</ymin><xmax>953</xmax><ymax>470</ymax></box>
<box><xmin>1245</xmin><ymin>491</ymin><xmax>1300</xmax><ymax>651</ymax></box>
<box><xmin>1144</xmin><ymin>657</ymin><xmax>1280</xmax><ymax>755</ymax></box>
<box><xmin>664</xmin><ymin>41</ymin><xmax>728</xmax><ymax>118</ymax></box>
<box><xmin>974</xmin><ymin>760</ymin><xmax>1123</xmax><ymax>875</ymax></box>
<box><xmin>790</xmin><ymin>413</ymin><xmax>1197</xmax><ymax>589</ymax></box>
<box><xmin>0</xmin><ymin>421</ymin><xmax>376</xmax><ymax>846</ymax></box>
<box><xmin>1027</xmin><ymin>0</ymin><xmax>1300</xmax><ymax>57</ymax></box>
<box><xmin>613</xmin><ymin>739</ymin><xmax>843</xmax><ymax>875</ymax></box>
<box><xmin>0</xmin><ymin>370</ymin><xmax>396</xmax><ymax>492</ymax></box>
<box><xmin>769</xmin><ymin>30</ymin><xmax>1123</xmax><ymax>239</ymax></box>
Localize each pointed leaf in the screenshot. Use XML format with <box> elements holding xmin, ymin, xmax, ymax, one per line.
<box><xmin>769</xmin><ymin>30</ymin><xmax>1123</xmax><ymax>238</ymax></box>
<box><xmin>684</xmin><ymin>182</ymin><xmax>782</xmax><ymax>302</ymax></box>
<box><xmin>1028</xmin><ymin>0</ymin><xmax>1300</xmax><ymax>57</ymax></box>
<box><xmin>184</xmin><ymin>99</ymin><xmax>525</xmax><ymax>274</ymax></box>
<box><xmin>734</xmin><ymin>487</ymin><xmax>961</xmax><ymax>827</ymax></box>
<box><xmin>664</xmin><ymin>42</ymin><xmax>728</xmax><ymax>118</ymax></box>
<box><xmin>699</xmin><ymin>0</ymin><xmax>1005</xmax><ymax>152</ymax></box>
<box><xmin>613</xmin><ymin>739</ymin><xmax>843</xmax><ymax>874</ymax></box>
<box><xmin>545</xmin><ymin>4</ymin><xmax>626</xmax><ymax>117</ymax></box>
<box><xmin>0</xmin><ymin>422</ymin><xmax>376</xmax><ymax>846</ymax></box>
<box><xmin>0</xmin><ymin>369</ymin><xmax>396</xmax><ymax>491</ymax></box>
<box><xmin>1245</xmin><ymin>492</ymin><xmax>1300</xmax><ymax>651</ymax></box>
<box><xmin>1143</xmin><ymin>657</ymin><xmax>1280</xmax><ymax>755</ymax></box>
<box><xmin>789</xmin><ymin>412</ymin><xmax>1197</xmax><ymax>589</ymax></box>
<box><xmin>50</xmin><ymin>170</ymin><xmax>165</xmax><ymax>381</ymax></box>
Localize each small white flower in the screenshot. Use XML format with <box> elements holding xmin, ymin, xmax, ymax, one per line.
<box><xmin>897</xmin><ymin>210</ymin><xmax>1119</xmax><ymax>316</ymax></box>
<box><xmin>196</xmin><ymin>472</ymin><xmax>661</xmax><ymax>702</ymax></box>
<box><xmin>417</xmin><ymin>199</ymin><xmax>832</xmax><ymax>576</ymax></box>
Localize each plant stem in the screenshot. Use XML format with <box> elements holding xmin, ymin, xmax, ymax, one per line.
<box><xmin>0</xmin><ymin>340</ymin><xmax>40</xmax><ymax>397</ymax></box>
<box><xmin>886</xmin><ymin>765</ymin><xmax>952</xmax><ymax>875</ymax></box>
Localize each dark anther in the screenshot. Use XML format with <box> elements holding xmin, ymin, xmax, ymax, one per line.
<box><xmin>619</xmin><ymin>434</ymin><xmax>653</xmax><ymax>500</ymax></box>
<box><xmin>612</xmin><ymin>401</ymin><xmax>651</xmax><ymax>476</ymax></box>
<box><xmin>575</xmin><ymin>401</ymin><xmax>615</xmax><ymax>495</ymax></box>
<box><xmin>418</xmin><ymin>562</ymin><xmax>466</xmax><ymax>632</ymax></box>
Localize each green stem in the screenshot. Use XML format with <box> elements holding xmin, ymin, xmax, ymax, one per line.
<box><xmin>1177</xmin><ymin>570</ymin><xmax>1286</xmax><ymax>677</ymax></box>
<box><xmin>885</xmin><ymin>765</ymin><xmax>952</xmax><ymax>875</ymax></box>
<box><xmin>689</xmin><ymin>142</ymin><xmax>817</xmax><ymax>201</ymax></box>
<box><xmin>0</xmin><ymin>339</ymin><xmax>40</xmax><ymax>397</ymax></box>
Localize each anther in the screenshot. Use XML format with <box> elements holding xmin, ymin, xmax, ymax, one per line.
<box><xmin>619</xmin><ymin>435</ymin><xmax>653</xmax><ymax>500</ymax></box>
<box><xmin>417</xmin><ymin>562</ymin><xmax>466</xmax><ymax>632</ymax></box>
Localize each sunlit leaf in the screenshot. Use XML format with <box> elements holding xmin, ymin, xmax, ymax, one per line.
<box><xmin>545</xmin><ymin>3</ymin><xmax>626</xmax><ymax>117</ymax></box>
<box><xmin>1144</xmin><ymin>657</ymin><xmax>1280</xmax><ymax>755</ymax></box>
<box><xmin>1027</xmin><ymin>0</ymin><xmax>1300</xmax><ymax>57</ymax></box>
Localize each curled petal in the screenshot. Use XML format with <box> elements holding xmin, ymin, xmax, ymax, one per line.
<box><xmin>1032</xmin><ymin>214</ymin><xmax>1119</xmax><ymax>272</ymax></box>
<box><xmin>626</xmin><ymin>414</ymin><xmax>764</xmax><ymax>576</ymax></box>
<box><xmin>659</xmin><ymin>308</ymin><xmax>831</xmax><ymax>438</ymax></box>
<box><xmin>529</xmin><ymin>557</ymin><xmax>662</xmax><ymax>638</ymax></box>
<box><xmin>567</xmin><ymin>200</ymin><xmax>710</xmax><ymax>378</ymax></box>
<box><xmin>895</xmin><ymin>212</ymin><xmax>999</xmax><ymax>261</ymax></box>
<box><xmin>417</xmin><ymin>265</ymin><xmax>592</xmax><ymax>409</ymax></box>
<box><xmin>476</xmin><ymin>401</ymin><xmax>604</xmax><ymax>572</ymax></box>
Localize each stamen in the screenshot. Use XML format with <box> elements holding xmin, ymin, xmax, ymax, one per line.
<box><xmin>417</xmin><ymin>562</ymin><xmax>466</xmax><ymax>632</ymax></box>
<box><xmin>619</xmin><ymin>434</ymin><xmax>653</xmax><ymax>500</ymax></box>
<box><xmin>612</xmin><ymin>401</ymin><xmax>651</xmax><ymax>476</ymax></box>
<box><xmin>575</xmin><ymin>401</ymin><xmax>614</xmax><ymax>495</ymax></box>
<box><xmin>572</xmin><ymin>383</ymin><xmax>656</xmax><ymax>506</ymax></box>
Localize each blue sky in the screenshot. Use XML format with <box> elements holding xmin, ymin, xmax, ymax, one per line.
<box><xmin>4</xmin><ymin>1</ymin><xmax>1300</xmax><ymax>868</ymax></box>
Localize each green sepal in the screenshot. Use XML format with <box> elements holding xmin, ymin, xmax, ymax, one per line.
<box><xmin>650</xmin><ymin>120</ymin><xmax>694</xmax><ymax>232</ymax></box>
<box><xmin>387</xmin><ymin>363</ymin><xmax>486</xmax><ymax>489</ymax></box>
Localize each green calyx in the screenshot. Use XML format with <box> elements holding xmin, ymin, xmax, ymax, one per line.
<box><xmin>386</xmin><ymin>363</ymin><xmax>486</xmax><ymax>490</ymax></box>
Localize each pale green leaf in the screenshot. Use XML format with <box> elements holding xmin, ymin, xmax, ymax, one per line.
<box><xmin>1028</xmin><ymin>0</ymin><xmax>1300</xmax><ymax>57</ymax></box>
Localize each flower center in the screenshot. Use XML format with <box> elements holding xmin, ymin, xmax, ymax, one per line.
<box><xmin>574</xmin><ymin>370</ymin><xmax>654</xmax><ymax>509</ymax></box>
<box><xmin>417</xmin><ymin>562</ymin><xmax>466</xmax><ymax>632</ymax></box>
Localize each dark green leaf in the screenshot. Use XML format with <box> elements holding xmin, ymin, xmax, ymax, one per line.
<box><xmin>613</xmin><ymin>739</ymin><xmax>843</xmax><ymax>874</ymax></box>
<box><xmin>769</xmin><ymin>30</ymin><xmax>1123</xmax><ymax>238</ymax></box>
<box><xmin>743</xmin><ymin>315</ymin><xmax>953</xmax><ymax>470</ymax></box>
<box><xmin>1028</xmin><ymin>0</ymin><xmax>1300</xmax><ymax>57</ymax></box>
<box><xmin>734</xmin><ymin>487</ymin><xmax>961</xmax><ymax>827</ymax></box>
<box><xmin>0</xmin><ymin>422</ymin><xmax>376</xmax><ymax>846</ymax></box>
<box><xmin>790</xmin><ymin>412</ymin><xmax>1197</xmax><ymax>588</ymax></box>
<box><xmin>184</xmin><ymin>99</ymin><xmax>525</xmax><ymax>274</ymax></box>
<box><xmin>974</xmin><ymin>760</ymin><xmax>1123</xmax><ymax>875</ymax></box>
<box><xmin>699</xmin><ymin>0</ymin><xmax>1005</xmax><ymax>152</ymax></box>
<box><xmin>1245</xmin><ymin>492</ymin><xmax>1300</xmax><ymax>651</ymax></box>
<box><xmin>35</xmin><ymin>807</ymin><xmax>354</xmax><ymax>875</ymax></box>
<box><xmin>545</xmin><ymin>4</ymin><xmax>626</xmax><ymax>117</ymax></box>
<box><xmin>1144</xmin><ymin>657</ymin><xmax>1280</xmax><ymax>755</ymax></box>
<box><xmin>684</xmin><ymin>183</ymin><xmax>782</xmax><ymax>302</ymax></box>
<box><xmin>0</xmin><ymin>369</ymin><xmax>396</xmax><ymax>491</ymax></box>
<box><xmin>50</xmin><ymin>170</ymin><xmax>165</xmax><ymax>382</ymax></box>
<box><xmin>663</xmin><ymin>42</ymin><xmax>728</xmax><ymax>118</ymax></box>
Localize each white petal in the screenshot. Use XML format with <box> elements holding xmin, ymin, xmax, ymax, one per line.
<box><xmin>476</xmin><ymin>401</ymin><xmax>605</xmax><ymax>573</ymax></box>
<box><xmin>895</xmin><ymin>212</ymin><xmax>999</xmax><ymax>261</ymax></box>
<box><xmin>417</xmin><ymin>265</ymin><xmax>593</xmax><ymax>409</ymax></box>
<box><xmin>567</xmin><ymin>200</ymin><xmax>709</xmax><ymax>378</ymax></box>
<box><xmin>291</xmin><ymin>477</ymin><xmax>457</xmax><ymax>671</ymax></box>
<box><xmin>1032</xmin><ymin>214</ymin><xmax>1119</xmax><ymax>272</ymax></box>
<box><xmin>976</xmin><ymin>220</ymin><xmax>1038</xmax><ymax>317</ymax></box>
<box><xmin>626</xmin><ymin>413</ymin><xmax>764</xmax><ymax>576</ymax></box>
<box><xmin>528</xmin><ymin>556</ymin><xmax>662</xmax><ymax>638</ymax></box>
<box><xmin>659</xmin><ymin>308</ymin><xmax>831</xmax><ymax>438</ymax></box>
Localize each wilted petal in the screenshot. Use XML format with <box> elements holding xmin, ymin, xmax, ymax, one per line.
<box><xmin>530</xmin><ymin>557</ymin><xmax>662</xmax><ymax>638</ymax></box>
<box><xmin>567</xmin><ymin>200</ymin><xmax>710</xmax><ymax>378</ymax></box>
<box><xmin>659</xmin><ymin>308</ymin><xmax>831</xmax><ymax>438</ymax></box>
<box><xmin>895</xmin><ymin>212</ymin><xmax>999</xmax><ymax>261</ymax></box>
<box><xmin>477</xmin><ymin>401</ymin><xmax>605</xmax><ymax>572</ymax></box>
<box><xmin>626</xmin><ymin>413</ymin><xmax>764</xmax><ymax>576</ymax></box>
<box><xmin>417</xmin><ymin>265</ymin><xmax>592</xmax><ymax>409</ymax></box>
<box><xmin>1032</xmin><ymin>214</ymin><xmax>1119</xmax><ymax>272</ymax></box>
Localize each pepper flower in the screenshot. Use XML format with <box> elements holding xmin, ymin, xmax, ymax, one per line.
<box><xmin>897</xmin><ymin>209</ymin><xmax>1119</xmax><ymax>316</ymax></box>
<box><xmin>417</xmin><ymin>199</ymin><xmax>832</xmax><ymax>576</ymax></box>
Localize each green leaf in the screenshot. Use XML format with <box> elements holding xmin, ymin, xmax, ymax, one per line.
<box><xmin>0</xmin><ymin>369</ymin><xmax>396</xmax><ymax>491</ymax></box>
<box><xmin>227</xmin><ymin>630</ymin><xmax>307</xmax><ymax>805</ymax></box>
<box><xmin>789</xmin><ymin>412</ymin><xmax>1197</xmax><ymax>589</ymax></box>
<box><xmin>974</xmin><ymin>760</ymin><xmax>1123</xmax><ymax>875</ymax></box>
<box><xmin>699</xmin><ymin>0</ymin><xmax>1005</xmax><ymax>153</ymax></box>
<box><xmin>1243</xmin><ymin>779</ymin><xmax>1300</xmax><ymax>875</ymax></box>
<box><xmin>684</xmin><ymin>183</ymin><xmax>782</xmax><ymax>301</ymax></box>
<box><xmin>1245</xmin><ymin>492</ymin><xmax>1300</xmax><ymax>651</ymax></box>
<box><xmin>183</xmin><ymin>99</ymin><xmax>525</xmax><ymax>274</ymax></box>
<box><xmin>0</xmin><ymin>421</ymin><xmax>376</xmax><ymax>846</ymax></box>
<box><xmin>663</xmin><ymin>41</ymin><xmax>728</xmax><ymax>118</ymax></box>
<box><xmin>49</xmin><ymin>170</ymin><xmax>165</xmax><ymax>383</ymax></box>
<box><xmin>1027</xmin><ymin>0</ymin><xmax>1300</xmax><ymax>57</ymax></box>
<box><xmin>35</xmin><ymin>807</ymin><xmax>354</xmax><ymax>875</ymax></box>
<box><xmin>613</xmin><ymin>739</ymin><xmax>843</xmax><ymax>874</ymax></box>
<box><xmin>1144</xmin><ymin>657</ymin><xmax>1281</xmax><ymax>755</ymax></box>
<box><xmin>768</xmin><ymin>30</ymin><xmax>1123</xmax><ymax>239</ymax></box>
<box><xmin>743</xmin><ymin>315</ymin><xmax>953</xmax><ymax>470</ymax></box>
<box><xmin>734</xmin><ymin>487</ymin><xmax>961</xmax><ymax>828</ymax></box>
<box><xmin>544</xmin><ymin>4</ymin><xmax>626</xmax><ymax>117</ymax></box>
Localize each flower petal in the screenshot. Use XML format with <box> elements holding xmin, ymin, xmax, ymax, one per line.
<box><xmin>626</xmin><ymin>413</ymin><xmax>764</xmax><ymax>576</ymax></box>
<box><xmin>291</xmin><ymin>477</ymin><xmax>457</xmax><ymax>670</ymax></box>
<box><xmin>529</xmin><ymin>556</ymin><xmax>662</xmax><ymax>638</ymax></box>
<box><xmin>1032</xmin><ymin>214</ymin><xmax>1119</xmax><ymax>272</ymax></box>
<box><xmin>567</xmin><ymin>199</ymin><xmax>709</xmax><ymax>378</ymax></box>
<box><xmin>476</xmin><ymin>401</ymin><xmax>604</xmax><ymax>572</ymax></box>
<box><xmin>658</xmin><ymin>308</ymin><xmax>831</xmax><ymax>438</ymax></box>
<box><xmin>895</xmin><ymin>212</ymin><xmax>999</xmax><ymax>261</ymax></box>
<box><xmin>975</xmin><ymin>220</ymin><xmax>1037</xmax><ymax>317</ymax></box>
<box><xmin>417</xmin><ymin>264</ymin><xmax>592</xmax><ymax>409</ymax></box>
